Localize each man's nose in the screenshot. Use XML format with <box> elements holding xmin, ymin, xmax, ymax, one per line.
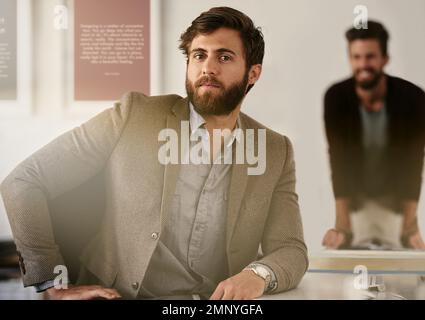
<box><xmin>202</xmin><ymin>57</ymin><xmax>218</xmax><ymax>75</ymax></box>
<box><xmin>358</xmin><ymin>57</ymin><xmax>370</xmax><ymax>69</ymax></box>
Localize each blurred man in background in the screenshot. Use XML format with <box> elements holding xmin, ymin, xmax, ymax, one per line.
<box><xmin>323</xmin><ymin>21</ymin><xmax>425</xmax><ymax>250</ymax></box>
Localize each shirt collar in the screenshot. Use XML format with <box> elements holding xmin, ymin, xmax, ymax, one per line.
<box><xmin>189</xmin><ymin>103</ymin><xmax>207</xmax><ymax>136</ymax></box>
<box><xmin>189</xmin><ymin>103</ymin><xmax>242</xmax><ymax>148</ymax></box>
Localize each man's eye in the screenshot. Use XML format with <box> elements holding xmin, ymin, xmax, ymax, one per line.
<box><xmin>219</xmin><ymin>55</ymin><xmax>231</xmax><ymax>62</ymax></box>
<box><xmin>193</xmin><ymin>53</ymin><xmax>204</xmax><ymax>60</ymax></box>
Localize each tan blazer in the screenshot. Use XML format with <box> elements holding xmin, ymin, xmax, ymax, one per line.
<box><xmin>1</xmin><ymin>92</ymin><xmax>308</xmax><ymax>298</ymax></box>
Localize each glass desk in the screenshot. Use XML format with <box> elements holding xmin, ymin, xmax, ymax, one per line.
<box><xmin>260</xmin><ymin>250</ymin><xmax>425</xmax><ymax>300</ymax></box>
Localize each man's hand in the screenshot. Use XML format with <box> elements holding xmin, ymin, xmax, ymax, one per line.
<box><xmin>323</xmin><ymin>198</ymin><xmax>353</xmax><ymax>249</ymax></box>
<box><xmin>45</xmin><ymin>285</ymin><xmax>121</xmax><ymax>300</ymax></box>
<box><xmin>401</xmin><ymin>201</ymin><xmax>425</xmax><ymax>250</ymax></box>
<box><xmin>322</xmin><ymin>228</ymin><xmax>352</xmax><ymax>249</ymax></box>
<box><xmin>209</xmin><ymin>270</ymin><xmax>265</xmax><ymax>300</ymax></box>
<box><xmin>401</xmin><ymin>230</ymin><xmax>425</xmax><ymax>250</ymax></box>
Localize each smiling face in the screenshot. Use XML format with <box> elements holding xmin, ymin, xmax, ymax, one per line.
<box><xmin>349</xmin><ymin>39</ymin><xmax>389</xmax><ymax>90</ymax></box>
<box><xmin>185</xmin><ymin>27</ymin><xmax>261</xmax><ymax>116</ymax></box>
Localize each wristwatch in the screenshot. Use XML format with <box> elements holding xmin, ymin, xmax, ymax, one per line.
<box><xmin>243</xmin><ymin>263</ymin><xmax>275</xmax><ymax>293</ymax></box>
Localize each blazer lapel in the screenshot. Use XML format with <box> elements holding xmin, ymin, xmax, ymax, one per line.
<box><xmin>159</xmin><ymin>98</ymin><xmax>190</xmax><ymax>230</ymax></box>
<box><xmin>226</xmin><ymin>114</ymin><xmax>250</xmax><ymax>249</ymax></box>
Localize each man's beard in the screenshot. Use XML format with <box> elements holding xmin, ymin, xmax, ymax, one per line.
<box><xmin>354</xmin><ymin>68</ymin><xmax>384</xmax><ymax>90</ymax></box>
<box><xmin>186</xmin><ymin>72</ymin><xmax>249</xmax><ymax>116</ymax></box>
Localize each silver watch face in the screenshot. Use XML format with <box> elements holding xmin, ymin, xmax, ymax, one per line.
<box><xmin>254</xmin><ymin>265</ymin><xmax>271</xmax><ymax>280</ymax></box>
<box><xmin>246</xmin><ymin>264</ymin><xmax>275</xmax><ymax>292</ymax></box>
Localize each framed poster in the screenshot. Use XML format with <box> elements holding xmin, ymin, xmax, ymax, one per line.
<box><xmin>0</xmin><ymin>0</ymin><xmax>17</xmax><ymax>100</ymax></box>
<box><xmin>65</xmin><ymin>0</ymin><xmax>160</xmax><ymax>115</ymax></box>
<box><xmin>0</xmin><ymin>0</ymin><xmax>32</xmax><ymax>116</ymax></box>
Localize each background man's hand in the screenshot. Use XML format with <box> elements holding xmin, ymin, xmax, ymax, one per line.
<box><xmin>209</xmin><ymin>270</ymin><xmax>265</xmax><ymax>300</ymax></box>
<box><xmin>323</xmin><ymin>198</ymin><xmax>352</xmax><ymax>249</ymax></box>
<box><xmin>401</xmin><ymin>202</ymin><xmax>425</xmax><ymax>250</ymax></box>
<box><xmin>322</xmin><ymin>228</ymin><xmax>351</xmax><ymax>249</ymax></box>
<box><xmin>45</xmin><ymin>285</ymin><xmax>121</xmax><ymax>300</ymax></box>
<box><xmin>401</xmin><ymin>230</ymin><xmax>425</xmax><ymax>250</ymax></box>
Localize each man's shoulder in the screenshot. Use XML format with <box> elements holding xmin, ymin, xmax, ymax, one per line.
<box><xmin>324</xmin><ymin>77</ymin><xmax>355</xmax><ymax>98</ymax></box>
<box><xmin>120</xmin><ymin>92</ymin><xmax>185</xmax><ymax>113</ymax></box>
<box><xmin>115</xmin><ymin>91</ymin><xmax>185</xmax><ymax>117</ymax></box>
<box><xmin>324</xmin><ymin>75</ymin><xmax>425</xmax><ymax>98</ymax></box>
<box><xmin>239</xmin><ymin>112</ymin><xmax>289</xmax><ymax>145</ymax></box>
<box><xmin>387</xmin><ymin>75</ymin><xmax>425</xmax><ymax>98</ymax></box>
<box><xmin>324</xmin><ymin>78</ymin><xmax>360</xmax><ymax>116</ymax></box>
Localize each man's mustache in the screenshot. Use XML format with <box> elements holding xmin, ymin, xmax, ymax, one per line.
<box><xmin>195</xmin><ymin>76</ymin><xmax>223</xmax><ymax>88</ymax></box>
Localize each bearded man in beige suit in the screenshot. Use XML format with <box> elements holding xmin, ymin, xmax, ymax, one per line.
<box><xmin>1</xmin><ymin>7</ymin><xmax>307</xmax><ymax>300</ymax></box>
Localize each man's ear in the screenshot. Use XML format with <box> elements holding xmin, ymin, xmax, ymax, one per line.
<box><xmin>383</xmin><ymin>54</ymin><xmax>390</xmax><ymax>67</ymax></box>
<box><xmin>248</xmin><ymin>64</ymin><xmax>262</xmax><ymax>86</ymax></box>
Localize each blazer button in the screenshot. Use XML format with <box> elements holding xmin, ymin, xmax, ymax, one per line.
<box><xmin>151</xmin><ymin>232</ymin><xmax>159</xmax><ymax>240</ymax></box>
<box><xmin>132</xmin><ymin>282</ymin><xmax>139</xmax><ymax>290</ymax></box>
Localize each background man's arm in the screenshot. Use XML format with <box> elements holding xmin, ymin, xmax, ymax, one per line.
<box><xmin>399</xmin><ymin>90</ymin><xmax>425</xmax><ymax>249</ymax></box>
<box><xmin>322</xmin><ymin>87</ymin><xmax>354</xmax><ymax>249</ymax></box>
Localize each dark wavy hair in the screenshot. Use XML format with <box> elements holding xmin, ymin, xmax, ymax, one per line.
<box><xmin>346</xmin><ymin>20</ymin><xmax>390</xmax><ymax>56</ymax></box>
